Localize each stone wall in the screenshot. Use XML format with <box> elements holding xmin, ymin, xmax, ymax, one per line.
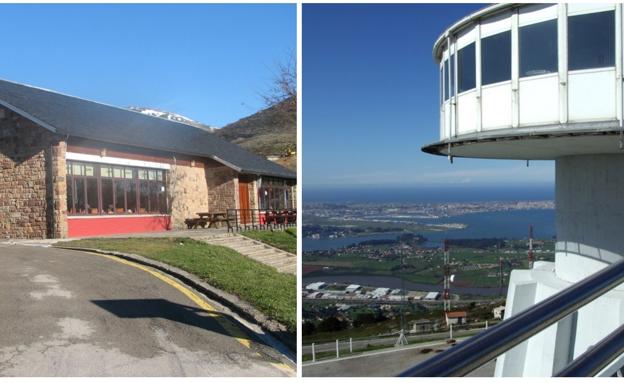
<box><xmin>168</xmin><ymin>162</ymin><xmax>209</xmax><ymax>229</ymax></box>
<box><xmin>206</xmin><ymin>166</ymin><xmax>239</xmax><ymax>213</ymax></box>
<box><xmin>0</xmin><ymin>109</ymin><xmax>66</xmax><ymax>239</ymax></box>
<box><xmin>249</xmin><ymin>179</ymin><xmax>260</xmax><ymax>210</ymax></box>
<box><xmin>47</xmin><ymin>140</ymin><xmax>67</xmax><ymax>238</ymax></box>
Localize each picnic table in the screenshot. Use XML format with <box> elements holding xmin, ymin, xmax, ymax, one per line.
<box><xmin>197</xmin><ymin>212</ymin><xmax>228</xmax><ymax>228</ymax></box>
<box><xmin>184</xmin><ymin>212</ymin><xmax>229</xmax><ymax>229</ymax></box>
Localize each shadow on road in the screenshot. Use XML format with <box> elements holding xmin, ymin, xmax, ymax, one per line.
<box><xmin>91</xmin><ymin>298</ymin><xmax>254</xmax><ymax>343</ymax></box>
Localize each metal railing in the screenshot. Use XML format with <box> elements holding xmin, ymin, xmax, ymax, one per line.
<box><xmin>398</xmin><ymin>258</ymin><xmax>624</xmax><ymax>377</ymax></box>
<box><xmin>556</xmin><ymin>322</ymin><xmax>624</xmax><ymax>377</ymax></box>
<box><xmin>226</xmin><ymin>208</ymin><xmax>296</xmax><ymax>232</ymax></box>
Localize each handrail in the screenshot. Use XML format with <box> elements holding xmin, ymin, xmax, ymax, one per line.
<box><xmin>556</xmin><ymin>323</ymin><xmax>624</xmax><ymax>377</ymax></box>
<box><xmin>398</xmin><ymin>259</ymin><xmax>624</xmax><ymax>377</ymax></box>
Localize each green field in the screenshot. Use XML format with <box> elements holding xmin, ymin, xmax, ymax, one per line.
<box><xmin>58</xmin><ymin>237</ymin><xmax>296</xmax><ymax>331</ymax></box>
<box><xmin>304</xmin><ymin>240</ymin><xmax>555</xmax><ymax>288</ymax></box>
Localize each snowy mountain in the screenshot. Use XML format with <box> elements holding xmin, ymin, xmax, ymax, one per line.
<box><xmin>129</xmin><ymin>106</ymin><xmax>216</xmax><ymax>132</ymax></box>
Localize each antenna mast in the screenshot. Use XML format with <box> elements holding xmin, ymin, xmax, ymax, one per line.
<box><xmin>528</xmin><ymin>224</ymin><xmax>534</xmax><ymax>269</ymax></box>
<box><xmin>443</xmin><ymin>239</ymin><xmax>451</xmax><ymax>312</ymax></box>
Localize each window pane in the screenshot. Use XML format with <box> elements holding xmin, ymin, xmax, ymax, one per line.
<box><xmin>482</xmin><ymin>31</ymin><xmax>511</xmax><ymax>85</ymax></box>
<box><xmin>158</xmin><ymin>183</ymin><xmax>167</xmax><ymax>214</ymax></box>
<box><xmin>443</xmin><ymin>59</ymin><xmax>449</xmax><ymax>100</ymax></box>
<box><xmin>458</xmin><ymin>43</ymin><xmax>476</xmax><ymax>92</ymax></box>
<box><xmin>85</xmin><ymin>165</ymin><xmax>95</xmax><ymax>177</ymax></box>
<box><xmin>520</xmin><ymin>20</ymin><xmax>558</xmax><ymax>77</ymax></box>
<box><xmin>126</xmin><ymin>180</ymin><xmax>137</xmax><ymax>213</ymax></box>
<box><xmin>115</xmin><ymin>181</ymin><xmax>126</xmax><ymax>213</ymax></box>
<box><xmin>139</xmin><ymin>180</ymin><xmax>149</xmax><ymax>213</ymax></box>
<box><xmin>75</xmin><ymin>178</ymin><xmax>86</xmax><ymax>214</ymax></box>
<box><xmin>102</xmin><ymin>178</ymin><xmax>114</xmax><ymax>214</ymax></box>
<box><xmin>568</xmin><ymin>10</ymin><xmax>615</xmax><ymax>70</ymax></box>
<box><xmin>66</xmin><ymin>163</ymin><xmax>72</xmax><ymax>175</ymax></box>
<box><xmin>449</xmin><ymin>53</ymin><xmax>455</xmax><ymax>97</ymax></box>
<box><xmin>439</xmin><ymin>66</ymin><xmax>443</xmax><ymax>105</ymax></box>
<box><xmin>139</xmin><ymin>170</ymin><xmax>148</xmax><ymax>180</ymax></box>
<box><xmin>113</xmin><ymin>167</ymin><xmax>123</xmax><ymax>178</ymax></box>
<box><xmin>124</xmin><ymin>168</ymin><xmax>134</xmax><ymax>179</ymax></box>
<box><xmin>66</xmin><ymin>176</ymin><xmax>74</xmax><ymax>214</ymax></box>
<box><xmin>86</xmin><ymin>178</ymin><xmax>98</xmax><ymax>214</ymax></box>
<box><xmin>102</xmin><ymin>166</ymin><xmax>113</xmax><ymax>178</ymax></box>
<box><xmin>149</xmin><ymin>182</ymin><xmax>159</xmax><ymax>214</ymax></box>
<box><xmin>73</xmin><ymin>163</ymin><xmax>84</xmax><ymax>176</ymax></box>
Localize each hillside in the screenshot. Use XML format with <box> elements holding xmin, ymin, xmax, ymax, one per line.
<box><xmin>215</xmin><ymin>97</ymin><xmax>296</xmax><ymax>166</ymax></box>
<box><xmin>130</xmin><ymin>97</ymin><xmax>297</xmax><ymax>171</ymax></box>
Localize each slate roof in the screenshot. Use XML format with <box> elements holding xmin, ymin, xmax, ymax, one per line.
<box><xmin>0</xmin><ymin>79</ymin><xmax>295</xmax><ymax>179</ymax></box>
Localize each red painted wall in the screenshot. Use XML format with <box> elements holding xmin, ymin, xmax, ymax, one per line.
<box><xmin>68</xmin><ymin>216</ymin><xmax>171</xmax><ymax>237</ymax></box>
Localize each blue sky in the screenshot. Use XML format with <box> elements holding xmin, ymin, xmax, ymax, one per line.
<box><xmin>0</xmin><ymin>3</ymin><xmax>295</xmax><ymax>127</ymax></box>
<box><xmin>303</xmin><ymin>4</ymin><xmax>555</xmax><ymax>189</ymax></box>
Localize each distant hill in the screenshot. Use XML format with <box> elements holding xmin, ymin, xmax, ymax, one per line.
<box><xmin>215</xmin><ymin>97</ymin><xmax>296</xmax><ymax>163</ymax></box>
<box><xmin>129</xmin><ymin>97</ymin><xmax>297</xmax><ymax>171</ymax></box>
<box><xmin>129</xmin><ymin>106</ymin><xmax>216</xmax><ymax>132</ymax></box>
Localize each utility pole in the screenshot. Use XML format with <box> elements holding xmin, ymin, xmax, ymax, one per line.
<box><xmin>528</xmin><ymin>224</ymin><xmax>534</xmax><ymax>269</ymax></box>
<box><xmin>396</xmin><ymin>251</ymin><xmax>408</xmax><ymax>346</ymax></box>
<box><xmin>443</xmin><ymin>239</ymin><xmax>451</xmax><ymax>312</ymax></box>
<box><xmin>499</xmin><ymin>256</ymin><xmax>504</xmax><ymax>297</ymax></box>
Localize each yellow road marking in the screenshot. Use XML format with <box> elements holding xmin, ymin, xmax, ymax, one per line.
<box><xmin>89</xmin><ymin>252</ymin><xmax>252</xmax><ymax>349</ymax></box>
<box><xmin>270</xmin><ymin>362</ymin><xmax>295</xmax><ymax>374</ymax></box>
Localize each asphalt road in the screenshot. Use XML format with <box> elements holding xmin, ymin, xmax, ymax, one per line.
<box><xmin>0</xmin><ymin>244</ymin><xmax>294</xmax><ymax>377</ymax></box>
<box><xmin>302</xmin><ymin>339</ymin><xmax>495</xmax><ymax>377</ymax></box>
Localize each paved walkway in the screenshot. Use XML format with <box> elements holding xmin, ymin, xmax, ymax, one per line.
<box><xmin>3</xmin><ymin>229</ymin><xmax>297</xmax><ymax>275</ymax></box>
<box><xmin>0</xmin><ymin>244</ymin><xmax>294</xmax><ymax>376</ymax></box>
<box><xmin>302</xmin><ymin>338</ymin><xmax>494</xmax><ymax>377</ymax></box>
<box><xmin>197</xmin><ymin>234</ymin><xmax>296</xmax><ymax>275</ymax></box>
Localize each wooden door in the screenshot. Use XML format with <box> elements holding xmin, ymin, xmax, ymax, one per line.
<box><xmin>238</xmin><ymin>180</ymin><xmax>251</xmax><ymax>224</ymax></box>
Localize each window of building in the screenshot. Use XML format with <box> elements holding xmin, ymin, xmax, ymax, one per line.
<box><xmin>258</xmin><ymin>177</ymin><xmax>293</xmax><ymax>210</ymax></box>
<box><xmin>568</xmin><ymin>10</ymin><xmax>615</xmax><ymax>71</ymax></box>
<box><xmin>449</xmin><ymin>53</ymin><xmax>455</xmax><ymax>97</ymax></box>
<box><xmin>443</xmin><ymin>59</ymin><xmax>449</xmax><ymax>101</ymax></box>
<box><xmin>66</xmin><ymin>160</ymin><xmax>167</xmax><ymax>215</ymax></box>
<box><xmin>439</xmin><ymin>66</ymin><xmax>444</xmax><ymax>105</ymax></box>
<box><xmin>481</xmin><ymin>31</ymin><xmax>511</xmax><ymax>85</ymax></box>
<box><xmin>520</xmin><ymin>19</ymin><xmax>558</xmax><ymax>77</ymax></box>
<box><xmin>458</xmin><ymin>42</ymin><xmax>476</xmax><ymax>92</ymax></box>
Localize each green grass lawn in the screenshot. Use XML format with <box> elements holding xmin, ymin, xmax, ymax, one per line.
<box><xmin>58</xmin><ymin>237</ymin><xmax>296</xmax><ymax>331</ymax></box>
<box><xmin>241</xmin><ymin>229</ymin><xmax>296</xmax><ymax>254</ymax></box>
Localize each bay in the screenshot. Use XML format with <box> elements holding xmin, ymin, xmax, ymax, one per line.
<box><xmin>304</xmin><ymin>208</ymin><xmax>555</xmax><ymax>251</ymax></box>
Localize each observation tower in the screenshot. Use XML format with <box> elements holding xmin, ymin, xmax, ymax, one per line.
<box><xmin>425</xmin><ymin>3</ymin><xmax>624</xmax><ymax>377</ymax></box>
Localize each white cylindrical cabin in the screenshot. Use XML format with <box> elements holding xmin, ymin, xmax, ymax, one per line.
<box><xmin>424</xmin><ymin>3</ymin><xmax>624</xmax><ymax>377</ymax></box>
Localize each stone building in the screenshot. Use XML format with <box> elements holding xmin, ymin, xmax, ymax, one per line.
<box><xmin>0</xmin><ymin>79</ymin><xmax>296</xmax><ymax>238</ymax></box>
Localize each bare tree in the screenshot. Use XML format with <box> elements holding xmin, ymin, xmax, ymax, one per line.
<box><xmin>262</xmin><ymin>52</ymin><xmax>297</xmax><ymax>127</ymax></box>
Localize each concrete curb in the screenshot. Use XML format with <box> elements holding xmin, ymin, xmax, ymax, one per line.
<box><xmin>55</xmin><ymin>245</ymin><xmax>296</xmax><ymax>354</ymax></box>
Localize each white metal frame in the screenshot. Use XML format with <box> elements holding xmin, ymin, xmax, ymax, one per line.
<box><xmin>66</xmin><ymin>152</ymin><xmax>171</xmax><ymax>170</ymax></box>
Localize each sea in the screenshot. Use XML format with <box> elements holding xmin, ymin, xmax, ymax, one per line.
<box><xmin>303</xmin><ymin>185</ymin><xmax>555</xmax><ymax>296</ymax></box>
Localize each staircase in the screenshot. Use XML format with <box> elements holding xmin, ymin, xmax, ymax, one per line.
<box><xmin>197</xmin><ymin>233</ymin><xmax>296</xmax><ymax>274</ymax></box>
